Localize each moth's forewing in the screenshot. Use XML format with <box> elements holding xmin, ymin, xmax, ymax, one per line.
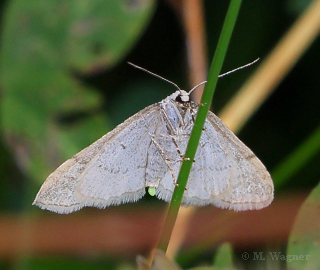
<box><xmin>33</xmin><ymin>105</ymin><xmax>160</xmax><ymax>214</ymax></box>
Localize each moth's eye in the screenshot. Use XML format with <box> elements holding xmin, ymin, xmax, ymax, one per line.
<box><xmin>175</xmin><ymin>95</ymin><xmax>183</xmax><ymax>103</ymax></box>
<box><xmin>175</xmin><ymin>95</ymin><xmax>189</xmax><ymax>103</ymax></box>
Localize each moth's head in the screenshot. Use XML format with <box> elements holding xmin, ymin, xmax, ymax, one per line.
<box><xmin>171</xmin><ymin>90</ymin><xmax>190</xmax><ymax>104</ymax></box>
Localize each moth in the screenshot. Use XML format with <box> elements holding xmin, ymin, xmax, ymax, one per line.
<box><xmin>33</xmin><ymin>63</ymin><xmax>274</xmax><ymax>214</ymax></box>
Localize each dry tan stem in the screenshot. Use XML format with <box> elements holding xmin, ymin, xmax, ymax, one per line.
<box><xmin>219</xmin><ymin>0</ymin><xmax>320</xmax><ymax>132</ymax></box>
<box><xmin>182</xmin><ymin>0</ymin><xmax>208</xmax><ymax>103</ymax></box>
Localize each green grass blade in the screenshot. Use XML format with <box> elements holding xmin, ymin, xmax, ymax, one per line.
<box><xmin>157</xmin><ymin>0</ymin><xmax>243</xmax><ymax>253</ymax></box>
<box><xmin>272</xmin><ymin>124</ymin><xmax>320</xmax><ymax>189</ymax></box>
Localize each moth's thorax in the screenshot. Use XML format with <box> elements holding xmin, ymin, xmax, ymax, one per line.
<box><xmin>159</xmin><ymin>91</ymin><xmax>198</xmax><ymax>134</ymax></box>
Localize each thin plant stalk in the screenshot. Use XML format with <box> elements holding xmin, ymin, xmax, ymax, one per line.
<box><xmin>155</xmin><ymin>0</ymin><xmax>243</xmax><ymax>255</ymax></box>
<box><xmin>272</xmin><ymin>124</ymin><xmax>320</xmax><ymax>189</ymax></box>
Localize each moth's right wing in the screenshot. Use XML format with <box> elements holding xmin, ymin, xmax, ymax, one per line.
<box><xmin>33</xmin><ymin>104</ymin><xmax>160</xmax><ymax>214</ymax></box>
<box><xmin>182</xmin><ymin>111</ymin><xmax>274</xmax><ymax>211</ymax></box>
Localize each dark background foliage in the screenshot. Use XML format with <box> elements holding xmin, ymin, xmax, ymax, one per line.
<box><xmin>0</xmin><ymin>0</ymin><xmax>319</xmax><ymax>269</ymax></box>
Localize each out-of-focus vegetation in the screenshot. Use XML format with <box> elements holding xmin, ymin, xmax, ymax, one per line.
<box><xmin>0</xmin><ymin>0</ymin><xmax>320</xmax><ymax>269</ymax></box>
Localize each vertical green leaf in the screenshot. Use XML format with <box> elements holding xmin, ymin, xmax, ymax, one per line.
<box><xmin>213</xmin><ymin>243</ymin><xmax>236</xmax><ymax>270</ymax></box>
<box><xmin>287</xmin><ymin>181</ymin><xmax>320</xmax><ymax>270</ymax></box>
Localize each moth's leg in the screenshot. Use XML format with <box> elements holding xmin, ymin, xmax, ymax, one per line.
<box><xmin>189</xmin><ymin>107</ymin><xmax>206</xmax><ymax>131</ymax></box>
<box><xmin>167</xmin><ymin>135</ymin><xmax>190</xmax><ymax>191</ymax></box>
<box><xmin>149</xmin><ymin>133</ymin><xmax>179</xmax><ymax>187</ymax></box>
<box><xmin>189</xmin><ymin>107</ymin><xmax>196</xmax><ymax>123</ymax></box>
<box><xmin>189</xmin><ymin>105</ymin><xmax>200</xmax><ymax>123</ymax></box>
<box><xmin>169</xmin><ymin>135</ymin><xmax>191</xmax><ymax>191</ymax></box>
<box><xmin>169</xmin><ymin>135</ymin><xmax>190</xmax><ymax>161</ymax></box>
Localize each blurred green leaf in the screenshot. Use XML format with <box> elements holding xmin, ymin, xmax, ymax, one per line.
<box><xmin>212</xmin><ymin>243</ymin><xmax>235</xmax><ymax>270</ymax></box>
<box><xmin>0</xmin><ymin>0</ymin><xmax>155</xmax><ymax>183</ymax></box>
<box><xmin>287</xmin><ymin>181</ymin><xmax>320</xmax><ymax>270</ymax></box>
<box><xmin>66</xmin><ymin>0</ymin><xmax>156</xmax><ymax>71</ymax></box>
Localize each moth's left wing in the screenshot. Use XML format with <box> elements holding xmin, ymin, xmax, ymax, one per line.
<box><xmin>33</xmin><ymin>104</ymin><xmax>160</xmax><ymax>214</ymax></box>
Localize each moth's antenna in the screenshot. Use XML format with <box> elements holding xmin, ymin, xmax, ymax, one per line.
<box><xmin>189</xmin><ymin>81</ymin><xmax>207</xmax><ymax>94</ymax></box>
<box><xmin>128</xmin><ymin>62</ymin><xmax>181</xmax><ymax>90</ymax></box>
<box><xmin>218</xmin><ymin>58</ymin><xmax>259</xmax><ymax>78</ymax></box>
<box><xmin>188</xmin><ymin>58</ymin><xmax>259</xmax><ymax>93</ymax></box>
<box><xmin>129</xmin><ymin>58</ymin><xmax>259</xmax><ymax>94</ymax></box>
